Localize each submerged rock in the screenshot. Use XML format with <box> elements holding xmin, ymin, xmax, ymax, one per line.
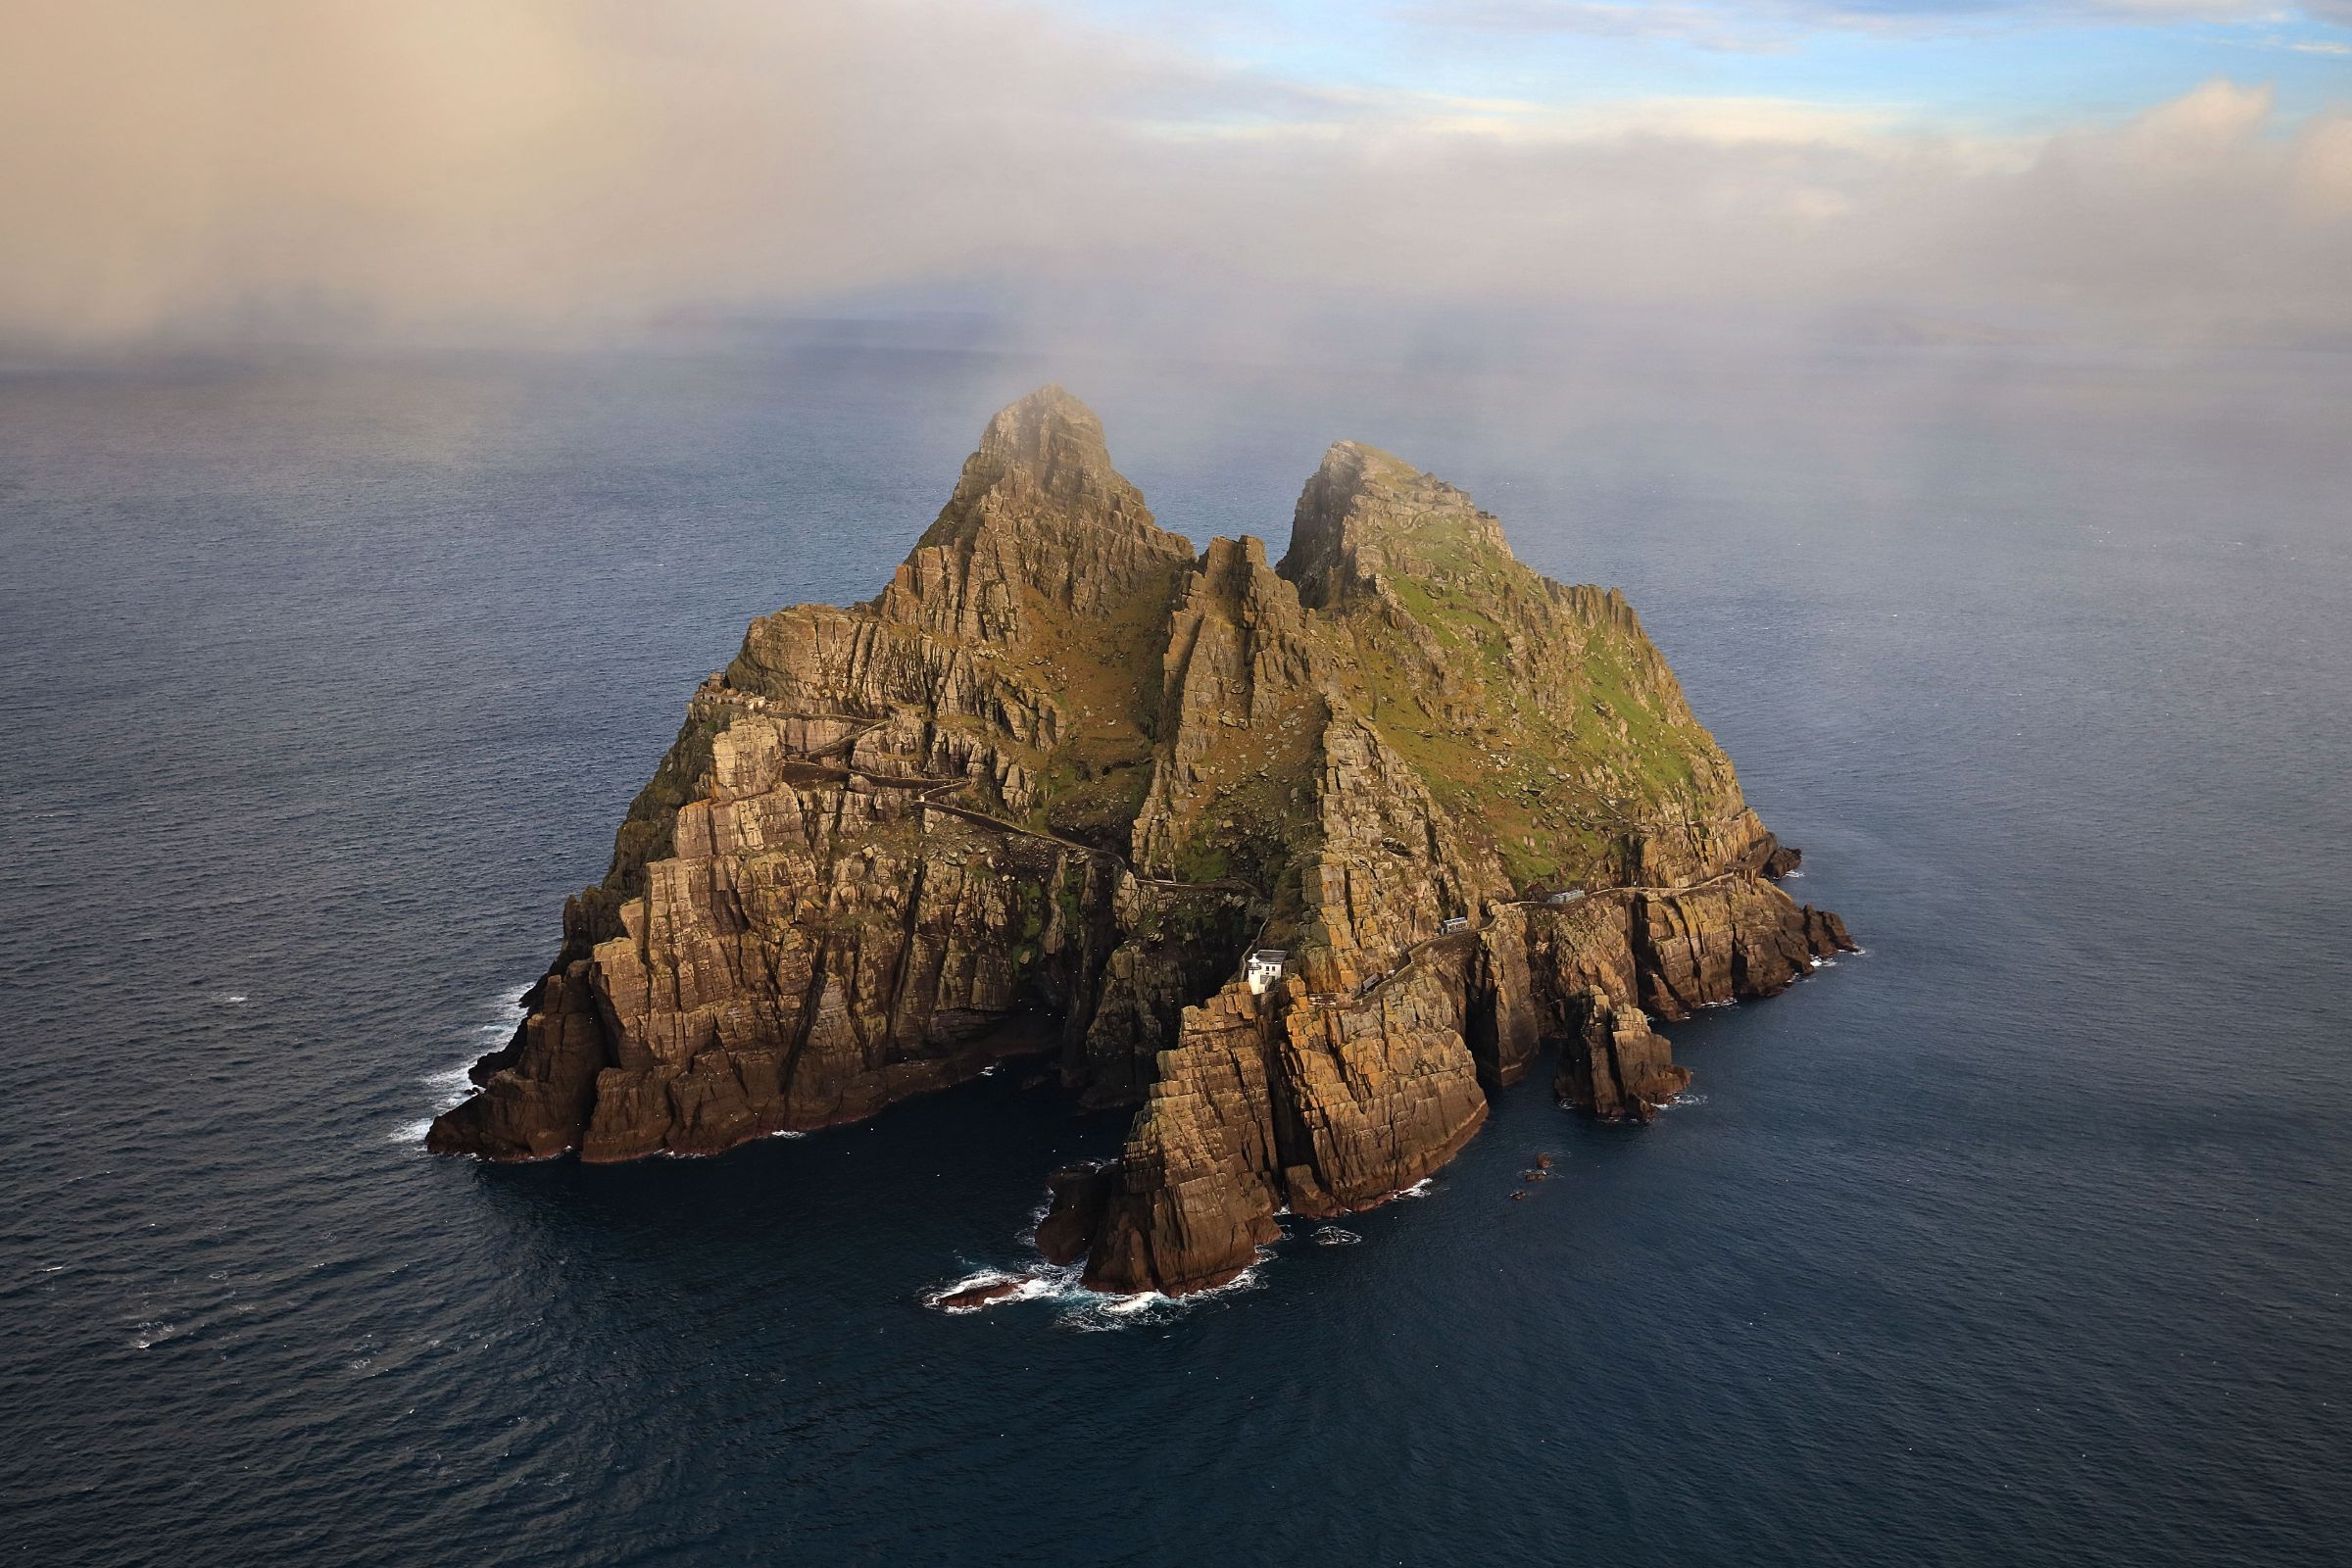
<box><xmin>428</xmin><ymin>386</ymin><xmax>1856</xmax><ymax>1297</ymax></box>
<box><xmin>933</xmin><ymin>1277</ymin><xmax>1031</xmax><ymax>1312</ymax></box>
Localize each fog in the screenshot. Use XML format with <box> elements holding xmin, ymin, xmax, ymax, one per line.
<box><xmin>4</xmin><ymin>0</ymin><xmax>2348</xmax><ymax>352</ymax></box>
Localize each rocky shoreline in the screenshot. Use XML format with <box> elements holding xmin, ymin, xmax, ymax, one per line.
<box><xmin>428</xmin><ymin>386</ymin><xmax>1854</xmax><ymax>1296</ymax></box>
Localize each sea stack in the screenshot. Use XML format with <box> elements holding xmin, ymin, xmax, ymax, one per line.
<box><xmin>428</xmin><ymin>386</ymin><xmax>1855</xmax><ymax>1295</ymax></box>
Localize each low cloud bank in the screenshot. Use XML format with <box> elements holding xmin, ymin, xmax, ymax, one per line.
<box><xmin>2</xmin><ymin>0</ymin><xmax>2346</xmax><ymax>350</ymax></box>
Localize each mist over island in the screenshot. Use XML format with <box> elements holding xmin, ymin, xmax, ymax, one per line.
<box><xmin>7</xmin><ymin>1</ymin><xmax>2352</xmax><ymax>358</ymax></box>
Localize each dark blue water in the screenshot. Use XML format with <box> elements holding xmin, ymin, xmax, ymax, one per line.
<box><xmin>5</xmin><ymin>338</ymin><xmax>2348</xmax><ymax>1566</ymax></box>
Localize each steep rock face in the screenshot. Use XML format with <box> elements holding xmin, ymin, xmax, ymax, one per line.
<box><xmin>1467</xmin><ymin>908</ymin><xmax>1544</xmax><ymax>1088</ymax></box>
<box><xmin>1269</xmin><ymin>953</ymin><xmax>1492</xmax><ymax>1216</ymax></box>
<box><xmin>430</xmin><ymin>387</ymin><xmax>1856</xmax><ymax>1298</ymax></box>
<box><xmin>431</xmin><ymin>387</ymin><xmax>1238</xmax><ymax>1161</ymax></box>
<box><xmin>1080</xmin><ymin>986</ymin><xmax>1290</xmax><ymax>1295</ymax></box>
<box><xmin>1555</xmin><ymin>988</ymin><xmax>1689</xmax><ymax>1121</ymax></box>
<box><xmin>1050</xmin><ymin>436</ymin><xmax>1854</xmax><ymax>1294</ymax></box>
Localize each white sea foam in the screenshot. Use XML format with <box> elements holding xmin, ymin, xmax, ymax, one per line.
<box><xmin>923</xmin><ymin>1266</ymin><xmax>1076</xmax><ymax>1314</ymax></box>
<box><xmin>1668</xmin><ymin>1092</ymin><xmax>1708</xmax><ymax>1109</ymax></box>
<box><xmin>128</xmin><ymin>1321</ymin><xmax>179</xmax><ymax>1349</ymax></box>
<box><xmin>1393</xmin><ymin>1178</ymin><xmax>1436</xmax><ymax>1200</ymax></box>
<box><xmin>1061</xmin><ymin>1264</ymin><xmax>1268</xmax><ymax>1331</ymax></box>
<box><xmin>420</xmin><ymin>1059</ymin><xmax>477</xmax><ymax>1093</ymax></box>
<box><xmin>1099</xmin><ymin>1290</ymin><xmax>1160</xmax><ymax>1315</ymax></box>
<box><xmin>1311</xmin><ymin>1226</ymin><xmax>1361</xmax><ymax>1247</ymax></box>
<box><xmin>215</xmin><ymin>993</ymin><xmax>249</xmax><ymax>1005</ymax></box>
<box><xmin>923</xmin><ymin>1251</ymin><xmax>1271</xmax><ymax>1330</ymax></box>
<box><xmin>396</xmin><ymin>992</ymin><xmax>530</xmax><ymax>1148</ymax></box>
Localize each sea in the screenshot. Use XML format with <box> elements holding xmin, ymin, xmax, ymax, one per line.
<box><xmin>4</xmin><ymin>330</ymin><xmax>2348</xmax><ymax>1565</ymax></box>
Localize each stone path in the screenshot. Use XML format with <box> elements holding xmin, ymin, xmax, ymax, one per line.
<box><xmin>757</xmin><ymin>698</ymin><xmax>1742</xmax><ymax>1012</ymax></box>
<box><xmin>1329</xmin><ymin>868</ymin><xmax>1747</xmax><ymax>1008</ymax></box>
<box><xmin>762</xmin><ymin>715</ymin><xmax>1262</xmax><ymax>899</ymax></box>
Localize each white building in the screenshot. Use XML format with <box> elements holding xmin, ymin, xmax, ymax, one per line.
<box><xmin>1245</xmin><ymin>949</ymin><xmax>1287</xmax><ymax>995</ymax></box>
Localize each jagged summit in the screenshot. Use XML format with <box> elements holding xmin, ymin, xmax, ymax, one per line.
<box><xmin>974</xmin><ymin>382</ymin><xmax>1109</xmax><ymax>478</ymax></box>
<box><xmin>920</xmin><ymin>383</ymin><xmax>1159</xmax><ymax>547</ymax></box>
<box><xmin>427</xmin><ymin>387</ymin><xmax>1854</xmax><ymax>1300</ymax></box>
<box><xmin>885</xmin><ymin>386</ymin><xmax>1190</xmax><ymax>652</ymax></box>
<box><xmin>1281</xmin><ymin>438</ymin><xmax>1512</xmax><ymax>612</ymax></box>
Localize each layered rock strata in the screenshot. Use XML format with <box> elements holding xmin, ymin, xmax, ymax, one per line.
<box><xmin>429</xmin><ymin>386</ymin><xmax>1855</xmax><ymax>1295</ymax></box>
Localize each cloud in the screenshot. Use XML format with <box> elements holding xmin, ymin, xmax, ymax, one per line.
<box><xmin>1154</xmin><ymin>86</ymin><xmax>1903</xmax><ymax>147</ymax></box>
<box><xmin>0</xmin><ymin>0</ymin><xmax>2345</xmax><ymax>350</ymax></box>
<box><xmin>1395</xmin><ymin>0</ymin><xmax>2340</xmax><ymax>50</ymax></box>
<box><xmin>1391</xmin><ymin>3</ymin><xmax>1779</xmax><ymax>50</ymax></box>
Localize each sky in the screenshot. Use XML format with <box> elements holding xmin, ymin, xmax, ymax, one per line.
<box><xmin>1</xmin><ymin>0</ymin><xmax>2347</xmax><ymax>351</ymax></box>
<box><xmin>1072</xmin><ymin>1</ymin><xmax>2352</xmax><ymax>130</ymax></box>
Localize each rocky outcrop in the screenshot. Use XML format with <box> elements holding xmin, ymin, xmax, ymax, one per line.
<box><xmin>1034</xmin><ymin>1164</ymin><xmax>1115</xmax><ymax>1265</ymax></box>
<box><xmin>1556</xmin><ymin>988</ymin><xmax>1688</xmax><ymax>1121</ymax></box>
<box><xmin>1467</xmin><ymin>908</ymin><xmax>1544</xmax><ymax>1088</ymax></box>
<box><xmin>429</xmin><ymin>386</ymin><xmax>1856</xmax><ymax>1296</ymax></box>
<box><xmin>1078</xmin><ymin>986</ymin><xmax>1290</xmax><ymax>1295</ymax></box>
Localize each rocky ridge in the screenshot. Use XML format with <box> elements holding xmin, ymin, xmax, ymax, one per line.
<box><xmin>428</xmin><ymin>386</ymin><xmax>1855</xmax><ymax>1296</ymax></box>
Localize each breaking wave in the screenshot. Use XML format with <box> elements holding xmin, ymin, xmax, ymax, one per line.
<box><xmin>923</xmin><ymin>1266</ymin><xmax>1079</xmax><ymax>1314</ymax></box>
<box><xmin>392</xmin><ymin>993</ymin><xmax>527</xmax><ymax>1147</ymax></box>
<box><xmin>923</xmin><ymin>1250</ymin><xmax>1271</xmax><ymax>1331</ymax></box>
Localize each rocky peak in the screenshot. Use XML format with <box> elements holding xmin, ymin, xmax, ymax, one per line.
<box><xmin>877</xmin><ymin>385</ymin><xmax>1192</xmax><ymax>647</ymax></box>
<box><xmin>920</xmin><ymin>384</ymin><xmax>1156</xmax><ymax>547</ymax></box>
<box><xmin>1280</xmin><ymin>439</ymin><xmax>1512</xmax><ymax>611</ymax></box>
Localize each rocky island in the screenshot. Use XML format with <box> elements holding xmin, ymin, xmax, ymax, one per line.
<box><xmin>429</xmin><ymin>387</ymin><xmax>1854</xmax><ymax>1296</ymax></box>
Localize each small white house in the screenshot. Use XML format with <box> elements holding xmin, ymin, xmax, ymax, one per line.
<box><xmin>1440</xmin><ymin>916</ymin><xmax>1470</xmax><ymax>935</ymax></box>
<box><xmin>1546</xmin><ymin>890</ymin><xmax>1585</xmax><ymax>906</ymax></box>
<box><xmin>1245</xmin><ymin>949</ymin><xmax>1287</xmax><ymax>995</ymax></box>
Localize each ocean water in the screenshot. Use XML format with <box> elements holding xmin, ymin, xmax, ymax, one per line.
<box><xmin>4</xmin><ymin>336</ymin><xmax>2348</xmax><ymax>1565</ymax></box>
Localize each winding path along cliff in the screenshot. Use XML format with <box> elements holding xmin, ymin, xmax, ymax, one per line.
<box><xmin>428</xmin><ymin>387</ymin><xmax>1855</xmax><ymax>1295</ymax></box>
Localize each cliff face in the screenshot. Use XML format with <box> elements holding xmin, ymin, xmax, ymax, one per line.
<box><xmin>429</xmin><ymin>387</ymin><xmax>1855</xmax><ymax>1293</ymax></box>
